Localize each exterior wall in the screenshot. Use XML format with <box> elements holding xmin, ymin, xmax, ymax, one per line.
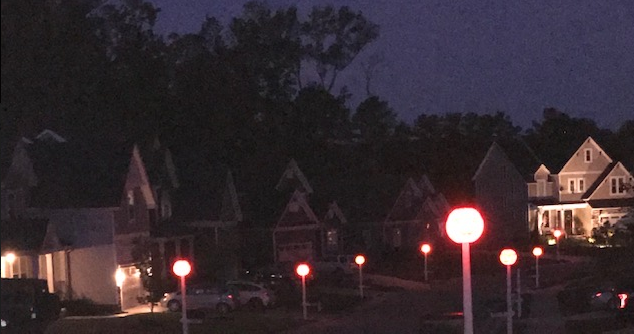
<box><xmin>588</xmin><ymin>170</ymin><xmax>634</xmax><ymax>200</ymax></box>
<box><xmin>68</xmin><ymin>244</ymin><xmax>118</xmax><ymax>305</ymax></box>
<box><xmin>119</xmin><ymin>265</ymin><xmax>144</xmax><ymax>311</ymax></box>
<box><xmin>474</xmin><ymin>146</ymin><xmax>529</xmax><ymax>246</ymax></box>
<box><xmin>558</xmin><ymin>171</ymin><xmax>602</xmax><ymax>202</ymax></box>
<box><xmin>114</xmin><ymin>232</ymin><xmax>149</xmax><ymax>266</ymax></box>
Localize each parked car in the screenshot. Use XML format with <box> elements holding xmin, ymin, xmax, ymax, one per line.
<box><xmin>312</xmin><ymin>255</ymin><xmax>357</xmax><ymax>275</ymax></box>
<box><xmin>226</xmin><ymin>280</ymin><xmax>276</xmax><ymax>310</ymax></box>
<box><xmin>160</xmin><ymin>284</ymin><xmax>237</xmax><ymax>314</ymax></box>
<box><xmin>557</xmin><ymin>275</ymin><xmax>634</xmax><ymax>315</ymax></box>
<box><xmin>1</xmin><ymin>278</ymin><xmax>60</xmax><ymax>332</ymax></box>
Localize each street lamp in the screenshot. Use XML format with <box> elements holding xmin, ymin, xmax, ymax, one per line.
<box><xmin>499</xmin><ymin>249</ymin><xmax>518</xmax><ymax>334</ymax></box>
<box><xmin>296</xmin><ymin>263</ymin><xmax>310</xmax><ymax>320</ymax></box>
<box><xmin>420</xmin><ymin>243</ymin><xmax>431</xmax><ymax>282</ymax></box>
<box><xmin>355</xmin><ymin>255</ymin><xmax>366</xmax><ymax>298</ymax></box>
<box><xmin>115</xmin><ymin>268</ymin><xmax>126</xmax><ymax>311</ymax></box>
<box><xmin>445</xmin><ymin>207</ymin><xmax>484</xmax><ymax>334</ymax></box>
<box><xmin>532</xmin><ymin>247</ymin><xmax>543</xmax><ymax>288</ymax></box>
<box><xmin>173</xmin><ymin>259</ymin><xmax>192</xmax><ymax>334</ymax></box>
<box><xmin>553</xmin><ymin>230</ymin><xmax>562</xmax><ymax>262</ymax></box>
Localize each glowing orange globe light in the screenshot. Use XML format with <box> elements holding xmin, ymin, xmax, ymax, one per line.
<box><xmin>499</xmin><ymin>249</ymin><xmax>518</xmax><ymax>266</ymax></box>
<box><xmin>532</xmin><ymin>247</ymin><xmax>543</xmax><ymax>257</ymax></box>
<box><xmin>421</xmin><ymin>244</ymin><xmax>431</xmax><ymax>254</ymax></box>
<box><xmin>355</xmin><ymin>255</ymin><xmax>366</xmax><ymax>266</ymax></box>
<box><xmin>296</xmin><ymin>263</ymin><xmax>310</xmax><ymax>277</ymax></box>
<box><xmin>445</xmin><ymin>207</ymin><xmax>484</xmax><ymax>244</ymax></box>
<box><xmin>553</xmin><ymin>230</ymin><xmax>562</xmax><ymax>238</ymax></box>
<box><xmin>172</xmin><ymin>260</ymin><xmax>191</xmax><ymax>277</ymax></box>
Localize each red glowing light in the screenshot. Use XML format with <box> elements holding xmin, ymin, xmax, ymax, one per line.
<box><xmin>421</xmin><ymin>244</ymin><xmax>431</xmax><ymax>254</ymax></box>
<box><xmin>532</xmin><ymin>247</ymin><xmax>543</xmax><ymax>257</ymax></box>
<box><xmin>499</xmin><ymin>249</ymin><xmax>518</xmax><ymax>266</ymax></box>
<box><xmin>172</xmin><ymin>260</ymin><xmax>191</xmax><ymax>277</ymax></box>
<box><xmin>355</xmin><ymin>255</ymin><xmax>366</xmax><ymax>266</ymax></box>
<box><xmin>296</xmin><ymin>263</ymin><xmax>310</xmax><ymax>277</ymax></box>
<box><xmin>445</xmin><ymin>208</ymin><xmax>484</xmax><ymax>244</ymax></box>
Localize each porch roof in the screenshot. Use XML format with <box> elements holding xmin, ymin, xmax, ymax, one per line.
<box><xmin>588</xmin><ymin>198</ymin><xmax>634</xmax><ymax>209</ymax></box>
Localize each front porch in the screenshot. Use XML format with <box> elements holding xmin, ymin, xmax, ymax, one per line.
<box><xmin>533</xmin><ymin>203</ymin><xmax>591</xmax><ymax>236</ymax></box>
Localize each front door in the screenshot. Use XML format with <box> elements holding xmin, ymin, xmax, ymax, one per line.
<box><xmin>564</xmin><ymin>210</ymin><xmax>573</xmax><ymax>235</ymax></box>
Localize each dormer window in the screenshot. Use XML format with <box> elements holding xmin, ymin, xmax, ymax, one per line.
<box><xmin>569</xmin><ymin>179</ymin><xmax>575</xmax><ymax>193</ymax></box>
<box><xmin>127</xmin><ymin>190</ymin><xmax>135</xmax><ymax>220</ymax></box>
<box><xmin>584</xmin><ymin>149</ymin><xmax>592</xmax><ymax>162</ymax></box>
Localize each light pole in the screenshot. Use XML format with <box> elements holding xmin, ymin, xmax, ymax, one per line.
<box><xmin>115</xmin><ymin>268</ymin><xmax>126</xmax><ymax>311</ymax></box>
<box><xmin>296</xmin><ymin>263</ymin><xmax>310</xmax><ymax>320</ymax></box>
<box><xmin>445</xmin><ymin>207</ymin><xmax>484</xmax><ymax>334</ymax></box>
<box><xmin>355</xmin><ymin>255</ymin><xmax>366</xmax><ymax>298</ymax></box>
<box><xmin>532</xmin><ymin>247</ymin><xmax>543</xmax><ymax>288</ymax></box>
<box><xmin>500</xmin><ymin>249</ymin><xmax>518</xmax><ymax>334</ymax></box>
<box><xmin>420</xmin><ymin>243</ymin><xmax>431</xmax><ymax>282</ymax></box>
<box><xmin>553</xmin><ymin>230</ymin><xmax>562</xmax><ymax>262</ymax></box>
<box><xmin>173</xmin><ymin>259</ymin><xmax>192</xmax><ymax>334</ymax></box>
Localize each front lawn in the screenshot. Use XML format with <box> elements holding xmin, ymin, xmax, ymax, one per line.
<box><xmin>46</xmin><ymin>309</ymin><xmax>310</xmax><ymax>334</ymax></box>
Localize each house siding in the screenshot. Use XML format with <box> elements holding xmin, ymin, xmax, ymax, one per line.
<box><xmin>474</xmin><ymin>143</ymin><xmax>529</xmax><ymax>246</ymax></box>
<box><xmin>67</xmin><ymin>244</ymin><xmax>118</xmax><ymax>305</ymax></box>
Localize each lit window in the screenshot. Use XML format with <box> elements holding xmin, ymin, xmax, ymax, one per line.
<box><xmin>584</xmin><ymin>149</ymin><xmax>592</xmax><ymax>162</ymax></box>
<box><xmin>127</xmin><ymin>190</ymin><xmax>135</xmax><ymax>220</ymax></box>
<box><xmin>327</xmin><ymin>230</ymin><xmax>337</xmax><ymax>247</ymax></box>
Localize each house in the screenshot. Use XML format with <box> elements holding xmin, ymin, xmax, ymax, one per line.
<box><xmin>322</xmin><ymin>201</ymin><xmax>348</xmax><ymax>255</ymax></box>
<box><xmin>273</xmin><ymin>190</ymin><xmax>322</xmax><ymax>263</ymax></box>
<box><xmin>473</xmin><ymin>142</ymin><xmax>531</xmax><ymax>246</ymax></box>
<box><xmin>382</xmin><ymin>175</ymin><xmax>449</xmax><ymax>251</ymax></box>
<box><xmin>527</xmin><ymin>137</ymin><xmax>634</xmax><ymax>238</ymax></box>
<box><xmin>0</xmin><ymin>131</ymin><xmax>193</xmax><ymax>310</ymax></box>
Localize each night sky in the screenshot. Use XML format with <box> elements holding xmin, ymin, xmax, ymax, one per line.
<box><xmin>151</xmin><ymin>0</ymin><xmax>634</xmax><ymax>129</ymax></box>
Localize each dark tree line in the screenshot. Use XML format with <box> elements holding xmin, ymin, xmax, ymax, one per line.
<box><xmin>2</xmin><ymin>0</ymin><xmax>632</xmax><ymax>226</ymax></box>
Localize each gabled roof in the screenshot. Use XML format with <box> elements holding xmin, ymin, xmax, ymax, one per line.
<box><xmin>275</xmin><ymin>190</ymin><xmax>320</xmax><ymax>230</ymax></box>
<box><xmin>385</xmin><ymin>175</ymin><xmax>446</xmax><ymax>223</ymax></box>
<box><xmin>275</xmin><ymin>159</ymin><xmax>313</xmax><ymax>194</ymax></box>
<box><xmin>584</xmin><ymin>162</ymin><xmax>634</xmax><ymax>200</ymax></box>
<box><xmin>323</xmin><ymin>201</ymin><xmax>347</xmax><ymax>229</ymax></box>
<box><xmin>219</xmin><ymin>171</ymin><xmax>243</xmax><ymax>222</ymax></box>
<box><xmin>473</xmin><ymin>142</ymin><xmax>507</xmax><ymax>181</ymax></box>
<box><xmin>558</xmin><ymin>136</ymin><xmax>613</xmax><ymax>173</ymax></box>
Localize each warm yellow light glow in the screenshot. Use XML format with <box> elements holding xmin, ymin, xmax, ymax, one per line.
<box><xmin>499</xmin><ymin>249</ymin><xmax>518</xmax><ymax>266</ymax></box>
<box><xmin>115</xmin><ymin>268</ymin><xmax>126</xmax><ymax>287</ymax></box>
<box><xmin>172</xmin><ymin>260</ymin><xmax>191</xmax><ymax>277</ymax></box>
<box><xmin>296</xmin><ymin>263</ymin><xmax>310</xmax><ymax>277</ymax></box>
<box><xmin>445</xmin><ymin>208</ymin><xmax>484</xmax><ymax>244</ymax></box>
<box><xmin>532</xmin><ymin>247</ymin><xmax>543</xmax><ymax>257</ymax></box>
<box><xmin>355</xmin><ymin>255</ymin><xmax>366</xmax><ymax>266</ymax></box>
<box><xmin>5</xmin><ymin>253</ymin><xmax>16</xmax><ymax>264</ymax></box>
<box><xmin>548</xmin><ymin>239</ymin><xmax>556</xmax><ymax>245</ymax></box>
<box><xmin>421</xmin><ymin>244</ymin><xmax>431</xmax><ymax>254</ymax></box>
<box><xmin>133</xmin><ymin>269</ymin><xmax>141</xmax><ymax>278</ymax></box>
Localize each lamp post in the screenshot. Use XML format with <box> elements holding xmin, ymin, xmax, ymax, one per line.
<box><xmin>420</xmin><ymin>244</ymin><xmax>431</xmax><ymax>282</ymax></box>
<box><xmin>553</xmin><ymin>230</ymin><xmax>562</xmax><ymax>262</ymax></box>
<box><xmin>532</xmin><ymin>247</ymin><xmax>543</xmax><ymax>288</ymax></box>
<box><xmin>173</xmin><ymin>260</ymin><xmax>192</xmax><ymax>334</ymax></box>
<box><xmin>354</xmin><ymin>255</ymin><xmax>366</xmax><ymax>298</ymax></box>
<box><xmin>445</xmin><ymin>207</ymin><xmax>484</xmax><ymax>334</ymax></box>
<box><xmin>500</xmin><ymin>249</ymin><xmax>518</xmax><ymax>334</ymax></box>
<box><xmin>296</xmin><ymin>263</ymin><xmax>310</xmax><ymax>320</ymax></box>
<box><xmin>115</xmin><ymin>268</ymin><xmax>126</xmax><ymax>311</ymax></box>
